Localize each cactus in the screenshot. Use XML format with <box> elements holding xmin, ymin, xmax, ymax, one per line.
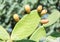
<box><xmin>0</xmin><ymin>0</ymin><xmax>60</xmax><ymax>42</ymax></box>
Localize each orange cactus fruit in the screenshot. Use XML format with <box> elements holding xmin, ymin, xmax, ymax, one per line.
<box><xmin>24</xmin><ymin>5</ymin><xmax>31</xmax><ymax>13</ymax></box>
<box><xmin>40</xmin><ymin>19</ymin><xmax>49</xmax><ymax>24</ymax></box>
<box><xmin>41</xmin><ymin>9</ymin><xmax>47</xmax><ymax>15</ymax></box>
<box><xmin>13</xmin><ymin>14</ymin><xmax>19</xmax><ymax>22</ymax></box>
<box><xmin>37</xmin><ymin>5</ymin><xmax>42</xmax><ymax>12</ymax></box>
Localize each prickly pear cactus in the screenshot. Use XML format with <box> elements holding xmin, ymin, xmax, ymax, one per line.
<box><xmin>0</xmin><ymin>0</ymin><xmax>60</xmax><ymax>38</ymax></box>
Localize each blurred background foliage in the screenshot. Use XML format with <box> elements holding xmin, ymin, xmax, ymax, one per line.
<box><xmin>0</xmin><ymin>0</ymin><xmax>60</xmax><ymax>35</ymax></box>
